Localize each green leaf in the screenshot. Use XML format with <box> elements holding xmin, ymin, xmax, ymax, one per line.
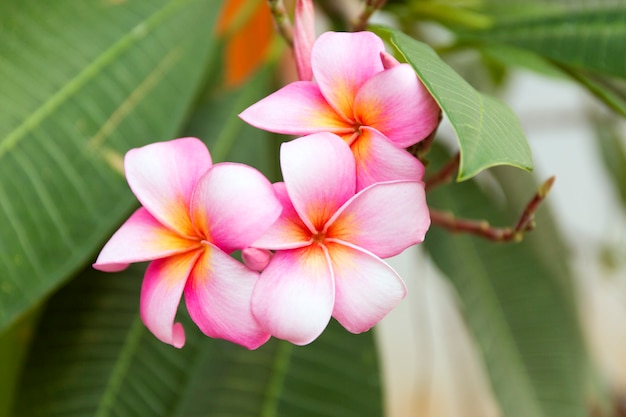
<box><xmin>478</xmin><ymin>44</ymin><xmax>626</xmax><ymax>118</ymax></box>
<box><xmin>12</xmin><ymin>265</ymin><xmax>382</xmax><ymax>417</ymax></box>
<box><xmin>0</xmin><ymin>0</ymin><xmax>221</xmax><ymax>332</ymax></box>
<box><xmin>423</xmin><ymin>145</ymin><xmax>592</xmax><ymax>417</ymax></box>
<box><xmin>479</xmin><ymin>44</ymin><xmax>567</xmax><ymax>80</ymax></box>
<box><xmin>377</xmin><ymin>28</ymin><xmax>533</xmax><ymax>181</ymax></box>
<box><xmin>561</xmin><ymin>68</ymin><xmax>626</xmax><ymax>118</ymax></box>
<box><xmin>458</xmin><ymin>2</ymin><xmax>626</xmax><ymax>78</ymax></box>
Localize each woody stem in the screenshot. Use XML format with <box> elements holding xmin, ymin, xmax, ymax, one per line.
<box><xmin>429</xmin><ymin>176</ymin><xmax>556</xmax><ymax>242</ymax></box>
<box><xmin>424</xmin><ymin>152</ymin><xmax>460</xmax><ymax>192</ymax></box>
<box><xmin>352</xmin><ymin>0</ymin><xmax>388</xmax><ymax>31</ymax></box>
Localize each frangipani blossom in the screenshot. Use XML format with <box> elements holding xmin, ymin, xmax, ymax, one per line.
<box><xmin>250</xmin><ymin>133</ymin><xmax>430</xmax><ymax>345</ymax></box>
<box><xmin>239</xmin><ymin>30</ymin><xmax>440</xmax><ymax>190</ymax></box>
<box><xmin>93</xmin><ymin>138</ymin><xmax>281</xmax><ymax>349</ymax></box>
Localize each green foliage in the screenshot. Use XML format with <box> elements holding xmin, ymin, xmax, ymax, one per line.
<box><xmin>565</xmin><ymin>70</ymin><xmax>626</xmax><ymax>118</ymax></box>
<box><xmin>378</xmin><ymin>28</ymin><xmax>534</xmax><ymax>181</ymax></box>
<box><xmin>12</xmin><ymin>266</ymin><xmax>381</xmax><ymax>417</ymax></box>
<box><xmin>458</xmin><ymin>2</ymin><xmax>626</xmax><ymax>78</ymax></box>
<box><xmin>424</xmin><ymin>147</ymin><xmax>590</xmax><ymax>417</ymax></box>
<box><xmin>2</xmin><ymin>0</ymin><xmax>625</xmax><ymax>415</ymax></box>
<box><xmin>454</xmin><ymin>0</ymin><xmax>626</xmax><ymax>117</ymax></box>
<box><xmin>0</xmin><ymin>0</ymin><xmax>221</xmax><ymax>333</ymax></box>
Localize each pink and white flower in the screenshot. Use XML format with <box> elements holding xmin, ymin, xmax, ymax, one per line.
<box><xmin>93</xmin><ymin>137</ymin><xmax>282</xmax><ymax>349</ymax></box>
<box><xmin>239</xmin><ymin>29</ymin><xmax>440</xmax><ymax>190</ymax></box>
<box><xmin>250</xmin><ymin>133</ymin><xmax>431</xmax><ymax>345</ymax></box>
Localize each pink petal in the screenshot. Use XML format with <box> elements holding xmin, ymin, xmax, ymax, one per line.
<box><xmin>326</xmin><ymin>180</ymin><xmax>430</xmax><ymax>259</ymax></box>
<box><xmin>184</xmin><ymin>242</ymin><xmax>270</xmax><ymax>349</ymax></box>
<box><xmin>140</xmin><ymin>251</ymin><xmax>201</xmax><ymax>348</ymax></box>
<box><xmin>281</xmin><ymin>133</ymin><xmax>356</xmax><ymax>231</ymax></box>
<box><xmin>93</xmin><ymin>207</ymin><xmax>200</xmax><ymax>272</ymax></box>
<box><xmin>238</xmin><ymin>82</ymin><xmax>353</xmax><ymax>135</ymax></box>
<box><xmin>293</xmin><ymin>0</ymin><xmax>315</xmax><ymax>81</ymax></box>
<box><xmin>125</xmin><ymin>138</ymin><xmax>212</xmax><ymax>237</ymax></box>
<box><xmin>312</xmin><ymin>31</ymin><xmax>385</xmax><ymax>121</ymax></box>
<box><xmin>327</xmin><ymin>241</ymin><xmax>407</xmax><ymax>333</ymax></box>
<box><xmin>252</xmin><ymin>245</ymin><xmax>334</xmax><ymax>345</ymax></box>
<box><xmin>351</xmin><ymin>127</ymin><xmax>425</xmax><ymax>191</ymax></box>
<box><xmin>380</xmin><ymin>51</ymin><xmax>400</xmax><ymax>69</ymax></box>
<box><xmin>242</xmin><ymin>248</ymin><xmax>273</xmax><ymax>271</ymax></box>
<box><xmin>354</xmin><ymin>64</ymin><xmax>440</xmax><ymax>148</ymax></box>
<box><xmin>252</xmin><ymin>182</ymin><xmax>311</xmax><ymax>250</ymax></box>
<box><xmin>190</xmin><ymin>163</ymin><xmax>282</xmax><ymax>254</ymax></box>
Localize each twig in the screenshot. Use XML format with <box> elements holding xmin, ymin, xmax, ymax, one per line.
<box><xmin>424</xmin><ymin>152</ymin><xmax>460</xmax><ymax>192</ymax></box>
<box><xmin>267</xmin><ymin>0</ymin><xmax>294</xmax><ymax>47</ymax></box>
<box><xmin>429</xmin><ymin>176</ymin><xmax>556</xmax><ymax>242</ymax></box>
<box><xmin>352</xmin><ymin>0</ymin><xmax>388</xmax><ymax>31</ymax></box>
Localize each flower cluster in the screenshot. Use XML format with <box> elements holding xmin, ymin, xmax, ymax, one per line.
<box><xmin>240</xmin><ymin>30</ymin><xmax>439</xmax><ymax>191</ymax></box>
<box><xmin>94</xmin><ymin>0</ymin><xmax>439</xmax><ymax>349</ymax></box>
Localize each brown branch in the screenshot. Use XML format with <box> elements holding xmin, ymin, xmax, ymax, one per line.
<box><xmin>352</xmin><ymin>0</ymin><xmax>388</xmax><ymax>31</ymax></box>
<box><xmin>424</xmin><ymin>152</ymin><xmax>460</xmax><ymax>192</ymax></box>
<box><xmin>267</xmin><ymin>0</ymin><xmax>294</xmax><ymax>47</ymax></box>
<box><xmin>430</xmin><ymin>176</ymin><xmax>556</xmax><ymax>242</ymax></box>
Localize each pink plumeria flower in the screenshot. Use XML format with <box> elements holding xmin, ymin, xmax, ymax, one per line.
<box><xmin>239</xmin><ymin>30</ymin><xmax>440</xmax><ymax>190</ymax></box>
<box><xmin>250</xmin><ymin>133</ymin><xmax>430</xmax><ymax>345</ymax></box>
<box><xmin>93</xmin><ymin>138</ymin><xmax>282</xmax><ymax>349</ymax></box>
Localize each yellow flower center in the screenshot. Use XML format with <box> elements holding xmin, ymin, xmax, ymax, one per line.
<box><xmin>344</xmin><ymin>129</ymin><xmax>361</xmax><ymax>147</ymax></box>
<box><xmin>312</xmin><ymin>231</ymin><xmax>327</xmax><ymax>244</ymax></box>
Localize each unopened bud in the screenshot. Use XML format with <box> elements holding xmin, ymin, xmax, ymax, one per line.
<box><xmin>380</xmin><ymin>51</ymin><xmax>400</xmax><ymax>69</ymax></box>
<box><xmin>242</xmin><ymin>248</ymin><xmax>273</xmax><ymax>271</ymax></box>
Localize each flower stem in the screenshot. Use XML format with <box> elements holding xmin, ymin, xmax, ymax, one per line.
<box><xmin>267</xmin><ymin>0</ymin><xmax>293</xmax><ymax>47</ymax></box>
<box><xmin>424</xmin><ymin>152</ymin><xmax>460</xmax><ymax>192</ymax></box>
<box><xmin>352</xmin><ymin>0</ymin><xmax>388</xmax><ymax>31</ymax></box>
<box><xmin>429</xmin><ymin>176</ymin><xmax>556</xmax><ymax>242</ymax></box>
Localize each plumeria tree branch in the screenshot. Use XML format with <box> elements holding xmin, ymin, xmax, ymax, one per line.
<box><xmin>352</xmin><ymin>0</ymin><xmax>388</xmax><ymax>31</ymax></box>
<box><xmin>429</xmin><ymin>176</ymin><xmax>556</xmax><ymax>242</ymax></box>
<box><xmin>267</xmin><ymin>0</ymin><xmax>294</xmax><ymax>47</ymax></box>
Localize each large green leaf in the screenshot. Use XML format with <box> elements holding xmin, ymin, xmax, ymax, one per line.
<box><xmin>423</xmin><ymin>146</ymin><xmax>591</xmax><ymax>417</ymax></box>
<box><xmin>0</xmin><ymin>0</ymin><xmax>221</xmax><ymax>332</ymax></box>
<box><xmin>478</xmin><ymin>43</ymin><xmax>626</xmax><ymax>118</ymax></box>
<box><xmin>563</xmin><ymin>69</ymin><xmax>626</xmax><ymax>119</ymax></box>
<box><xmin>12</xmin><ymin>265</ymin><xmax>382</xmax><ymax>417</ymax></box>
<box><xmin>377</xmin><ymin>28</ymin><xmax>533</xmax><ymax>181</ymax></box>
<box><xmin>458</xmin><ymin>2</ymin><xmax>626</xmax><ymax>78</ymax></box>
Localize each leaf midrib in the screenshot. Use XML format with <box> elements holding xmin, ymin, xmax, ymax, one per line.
<box><xmin>0</xmin><ymin>0</ymin><xmax>194</xmax><ymax>159</ymax></box>
<box><xmin>93</xmin><ymin>316</ymin><xmax>144</xmax><ymax>417</ymax></box>
<box><xmin>452</xmin><ymin>235</ymin><xmax>544</xmax><ymax>417</ymax></box>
